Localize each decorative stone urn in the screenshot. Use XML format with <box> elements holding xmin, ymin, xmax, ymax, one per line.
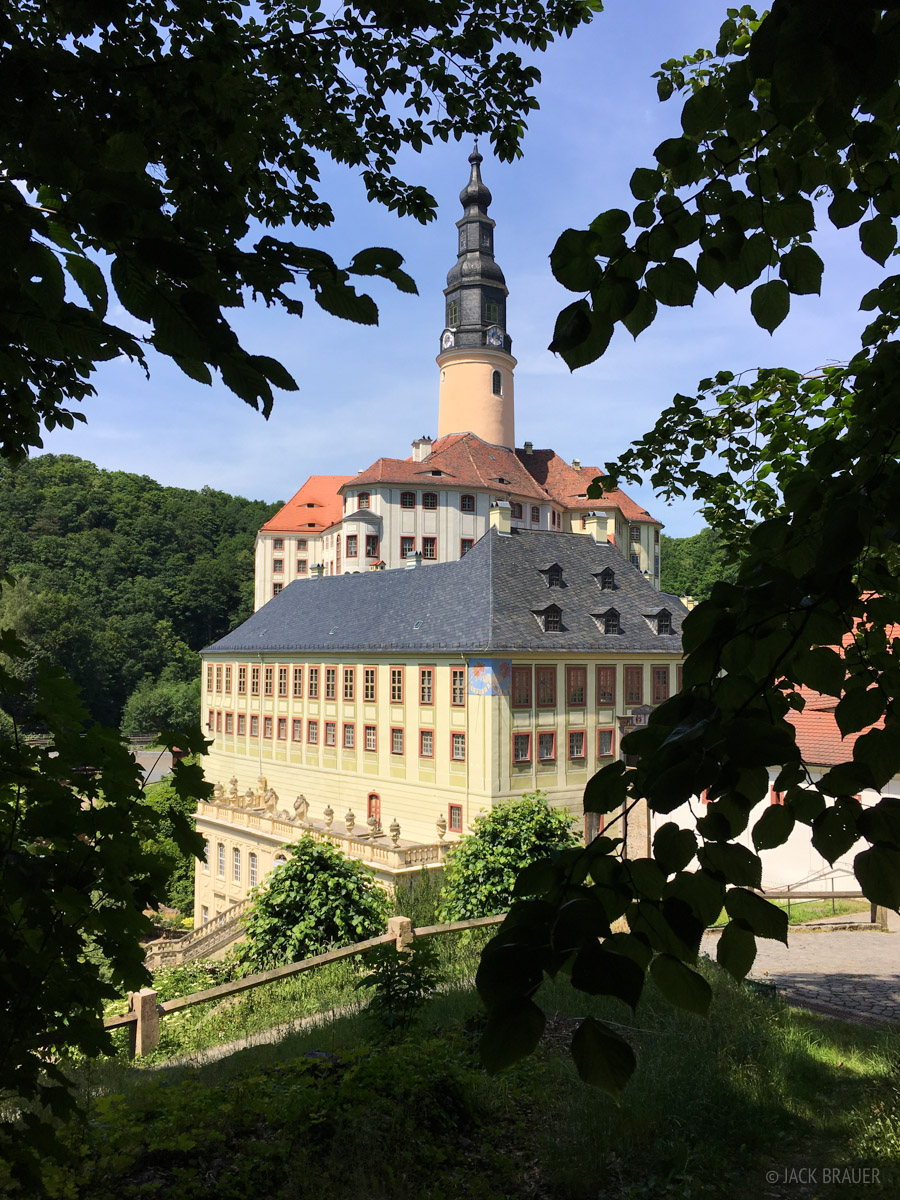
<box><xmin>323</xmin><ymin>803</ymin><xmax>334</xmax><ymax>828</ymax></box>
<box><xmin>389</xmin><ymin>818</ymin><xmax>401</xmax><ymax>845</ymax></box>
<box><xmin>345</xmin><ymin>809</ymin><xmax>356</xmax><ymax>834</ymax></box>
<box><xmin>436</xmin><ymin>813</ymin><xmax>447</xmax><ymax>841</ymax></box>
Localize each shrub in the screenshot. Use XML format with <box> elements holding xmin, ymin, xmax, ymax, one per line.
<box><xmin>357</xmin><ymin>941</ymin><xmax>440</xmax><ymax>1038</ymax></box>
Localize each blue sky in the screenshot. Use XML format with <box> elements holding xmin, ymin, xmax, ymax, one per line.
<box><xmin>38</xmin><ymin>0</ymin><xmax>882</xmax><ymax>537</ymax></box>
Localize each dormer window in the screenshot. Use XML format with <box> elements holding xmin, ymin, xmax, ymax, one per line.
<box><xmin>423</xmin><ymin>492</ymin><xmax>438</xmax><ymax>510</ymax></box>
<box><xmin>657</xmin><ymin>609</ymin><xmax>673</xmax><ymax>635</ymax></box>
<box><xmin>400</xmin><ymin>491</ymin><xmax>415</xmax><ymax>509</ymax></box>
<box><xmin>492</xmin><ymin>370</ymin><xmax>503</xmax><ymax>396</ymax></box>
<box><xmin>593</xmin><ymin>608</ymin><xmax>620</xmax><ymax>635</ymax></box>
<box><xmin>358</xmin><ymin>492</ymin><xmax>370</xmax><ymax>510</ymax></box>
<box><xmin>598</xmin><ymin>567</ymin><xmax>615</xmax><ymax>591</ymax></box>
<box><xmin>538</xmin><ymin>562</ymin><xmax>564</xmax><ymax>589</ymax></box>
<box><xmin>533</xmin><ymin>604</ymin><xmax>562</xmax><ymax>632</ymax></box>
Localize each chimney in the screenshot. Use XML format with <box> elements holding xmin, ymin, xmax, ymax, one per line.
<box><xmin>412</xmin><ymin>436</ymin><xmax>433</xmax><ymax>463</ymax></box>
<box><xmin>572</xmin><ymin>457</ymin><xmax>581</xmax><ymax>469</ymax></box>
<box><xmin>489</xmin><ymin>500</ymin><xmax>512</xmax><ymax>537</ymax></box>
<box><xmin>404</xmin><ymin>551</ymin><xmax>424</xmax><ymax>569</ymax></box>
<box><xmin>583</xmin><ymin>511</ymin><xmax>611</xmax><ymax>544</ymax></box>
<box><xmin>523</xmin><ymin>440</ymin><xmax>533</xmax><ymax>456</ymax></box>
<box><xmin>310</xmin><ymin>563</ymin><xmax>325</xmax><ymax>579</ymax></box>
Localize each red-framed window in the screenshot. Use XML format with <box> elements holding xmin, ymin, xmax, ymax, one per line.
<box><xmin>292</xmin><ymin>719</ymin><xmax>303</xmax><ymax>741</ymax></box>
<box><xmin>224</xmin><ymin>665</ymin><xmax>232</xmax><ymax>693</ymax></box>
<box><xmin>358</xmin><ymin>492</ymin><xmax>370</xmax><ymax>510</ymax></box>
<box><xmin>420</xmin><ymin>728</ymin><xmax>434</xmax><ymax>758</ymax></box>
<box><xmin>400</xmin><ymin>491</ymin><xmax>416</xmax><ymax>509</ymax></box>
<box><xmin>511</xmin><ymin>502</ymin><xmax>523</xmax><ymax>519</ymax></box>
<box><xmin>264</xmin><ymin>666</ymin><xmax>274</xmax><ymax>697</ymax></box>
<box><xmin>237</xmin><ymin>665</ymin><xmax>247</xmax><ymax>695</ymax></box>
<box><xmin>625</xmin><ymin>665</ymin><xmax>643</xmax><ymax>705</ymax></box>
<box><xmin>531</xmin><ymin>505</ymin><xmax>540</xmax><ymax>523</ymax></box>
<box><xmin>225</xmin><ymin>713</ymin><xmax>233</xmax><ymax>734</ymax></box>
<box><xmin>391</xmin><ymin>727</ymin><xmax>404</xmax><ymax>755</ymax></box>
<box><xmin>597</xmin><ymin>728</ymin><xmax>614</xmax><ymax>757</ymax></box>
<box><xmin>364</xmin><ymin>725</ymin><xmax>377</xmax><ymax>751</ymax></box>
<box><xmin>363</xmin><ymin>667</ymin><xmax>376</xmax><ymax>701</ymax></box>
<box><xmin>215</xmin><ymin>664</ymin><xmax>222</xmax><ymax>692</ymax></box>
<box><xmin>537</xmin><ymin>666</ymin><xmax>557</xmax><ymax>707</ymax></box>
<box><xmin>568</xmin><ymin>729</ymin><xmax>586</xmax><ymax>760</ymax></box>
<box><xmin>308</xmin><ymin>667</ymin><xmax>319</xmax><ymax>699</ymax></box>
<box><xmin>460</xmin><ymin>494</ymin><xmax>475</xmax><ymax>513</ymax></box>
<box><xmin>400</xmin><ymin>536</ymin><xmax>415</xmax><ymax>558</ymax></box>
<box><xmin>250</xmin><ymin>715</ymin><xmax>259</xmax><ymax>737</ymax></box>
<box><xmin>390</xmin><ymin>666</ymin><xmax>404</xmax><ymax>703</ymax></box>
<box><xmin>273</xmin><ymin>558</ymin><xmax>283</xmax><ymax>573</ymax></box>
<box><xmin>367</xmin><ymin>793</ymin><xmax>381</xmax><ymax>820</ymax></box>
<box><xmin>652</xmin><ymin>666</ymin><xmax>670</xmax><ymax>704</ymax></box>
<box><xmin>297</xmin><ymin>559</ymin><xmax>307</xmax><ymax>574</ymax></box>
<box><xmin>277</xmin><ymin>717</ymin><xmax>287</xmax><ymax>740</ymax></box>
<box><xmin>343</xmin><ymin>723</ymin><xmax>355</xmax><ymax>749</ymax></box>
<box><xmin>293</xmin><ymin>667</ymin><xmax>303</xmax><ymax>698</ymax></box>
<box><xmin>460</xmin><ymin>538</ymin><xmax>474</xmax><ymax>556</ymax></box>
<box><xmin>451</xmin><ymin>731</ymin><xmax>466</xmax><ymax>762</ymax></box>
<box><xmin>238</xmin><ymin>714</ymin><xmax>246</xmax><ymax>735</ymax></box>
<box><xmin>216</xmin><ymin>711</ymin><xmax>222</xmax><ymax>731</ymax></box>
<box><xmin>324</xmin><ymin>721</ymin><xmax>336</xmax><ymax>747</ymax></box>
<box><xmin>273</xmin><ymin>538</ymin><xmax>284</xmax><ymax>550</ymax></box>
<box><xmin>207</xmin><ymin>707</ymin><xmax>213</xmax><ymax>730</ymax></box>
<box><xmin>597</xmin><ymin>665</ymin><xmax>616</xmax><ymax>705</ymax></box>
<box><xmin>451</xmin><ymin>667</ymin><xmax>466</xmax><ymax>706</ymax></box>
<box><xmin>206</xmin><ymin>664</ymin><xmax>214</xmax><ymax>692</ymax></box>
<box><xmin>513</xmin><ymin>732</ymin><xmax>532</xmax><ymax>763</ymax></box>
<box><xmin>422</xmin><ymin>536</ymin><xmax>437</xmax><ymax>559</ymax></box>
<box><xmin>365</xmin><ymin>534</ymin><xmax>379</xmax><ymax>558</ymax></box>
<box><xmin>343</xmin><ymin>667</ymin><xmax>355</xmax><ymax>700</ymax></box>
<box><xmin>263</xmin><ymin>716</ymin><xmax>273</xmax><ymax>739</ymax></box>
<box><xmin>449</xmin><ymin>803</ymin><xmax>463</xmax><ymax>832</ymax></box>
<box><xmin>537</xmin><ymin>731</ymin><xmax>556</xmax><ymax>762</ymax></box>
<box><xmin>567</xmin><ymin>665</ymin><xmax>587</xmax><ymax>707</ymax></box>
<box><xmin>307</xmin><ymin>719</ymin><xmax>318</xmax><ymax>744</ymax></box>
<box><xmin>420</xmin><ymin>667</ymin><xmax>434</xmax><ymax>705</ymax></box>
<box><xmin>512</xmin><ymin>665</ymin><xmax>532</xmax><ymax>709</ymax></box>
<box><xmin>325</xmin><ymin>668</ymin><xmax>336</xmax><ymax>699</ymax></box>
<box><xmin>346</xmin><ymin>534</ymin><xmax>358</xmax><ymax>557</ymax></box>
<box><xmin>630</xmin><ymin>526</ymin><xmax>640</xmax><ymax>543</ymax></box>
<box><xmin>277</xmin><ymin>666</ymin><xmax>288</xmax><ymax>697</ymax></box>
<box><xmin>297</xmin><ymin>539</ymin><xmax>307</xmax><ymax>550</ymax></box>
<box><xmin>423</xmin><ymin>492</ymin><xmax>438</xmax><ymax>510</ymax></box>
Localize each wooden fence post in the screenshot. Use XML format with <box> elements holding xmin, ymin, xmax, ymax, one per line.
<box><xmin>387</xmin><ymin>916</ymin><xmax>413</xmax><ymax>952</ymax></box>
<box><xmin>128</xmin><ymin>988</ymin><xmax>161</xmax><ymax>1058</ymax></box>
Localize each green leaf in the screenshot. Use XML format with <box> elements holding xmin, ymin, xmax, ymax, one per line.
<box><xmin>828</xmin><ymin>188</ymin><xmax>868</xmax><ymax>228</ymax></box>
<box><xmin>699</xmin><ymin>842</ymin><xmax>762</xmax><ymax>889</ymax></box>
<box><xmin>663</xmin><ymin>869</ymin><xmax>725</xmax><ymax>928</ymax></box>
<box><xmin>650</xmin><ymin>953</ymin><xmax>712</xmax><ymax>1016</ymax></box>
<box><xmin>621</xmin><ymin>288</ymin><xmax>657</xmax><ymax>338</ymax></box>
<box><xmin>779</xmin><ymin>245</ymin><xmax>824</xmax><ymax>296</ymax></box>
<box><xmin>724</xmin><ymin>887</ymin><xmax>788</xmax><ymax>943</ymax></box>
<box><xmin>793</xmin><ymin>646</ymin><xmax>844</xmax><ymax>696</ymax></box>
<box><xmin>750</xmin><ymin>279</ymin><xmax>790</xmax><ymax>333</ymax></box>
<box><xmin>171</xmin><ymin>355</ymin><xmax>213</xmax><ymax>385</ymax></box>
<box><xmin>250</xmin><ymin>355</ymin><xmax>299</xmax><ymax>392</ymax></box>
<box><xmin>716</xmin><ymin>920</ymin><xmax>757</xmax><ymax>980</ymax></box>
<box><xmin>645</xmin><ymin>258</ymin><xmax>697</xmax><ymax>307</ymax></box>
<box><xmin>570</xmin><ymin>1017</ymin><xmax>636</xmax><ymax>1094</ymax></box>
<box><xmin>570</xmin><ymin>942</ymin><xmax>644</xmax><ymax>1009</ymax></box>
<box><xmin>681</xmin><ymin>85</ymin><xmax>727</xmax><ymax>137</ymax></box>
<box><xmin>859</xmin><ymin>215</ymin><xmax>897</xmax><ymax>266</ymax></box>
<box><xmin>696</xmin><ymin>249</ymin><xmax>726</xmax><ymax>293</ymax></box>
<box><xmin>348</xmin><ymin>246</ymin><xmax>404</xmax><ymax>275</ymax></box>
<box><xmin>854</xmin><ymin>845</ymin><xmax>900</xmax><ymax>910</ymax></box>
<box><xmin>63</xmin><ymin>253</ymin><xmax>109</xmax><ymax>317</ymax></box>
<box><xmin>630</xmin><ymin>168</ymin><xmax>663</xmax><ymax>201</ymax></box>
<box><xmin>16</xmin><ymin>243</ymin><xmax>66</xmax><ymax>314</ymax></box>
<box><xmin>588</xmin><ymin>209</ymin><xmax>631</xmax><ymax>256</ymax></box>
<box><xmin>752</xmin><ymin>803</ymin><xmax>795</xmax><ymax>851</ymax></box>
<box><xmin>583</xmin><ymin>761</ymin><xmax>629</xmax><ymax>815</ymax></box>
<box><xmin>314</xmin><ymin>282</ymin><xmax>378</xmax><ymax>325</ymax></box>
<box><xmin>811</xmin><ymin>798</ymin><xmax>862</xmax><ymax>864</ymax></box>
<box><xmin>857</xmin><ymin>798</ymin><xmax>900</xmax><ymax>850</ymax></box>
<box><xmin>834</xmin><ymin>687</ymin><xmax>884</xmax><ymax>737</ymax></box>
<box><xmin>653</xmin><ymin>822</ymin><xmax>697</xmax><ymax>873</ymax></box>
<box><xmin>550</xmin><ymin>229</ymin><xmax>602</xmax><ymax>292</ymax></box>
<box><xmin>853</xmin><ymin>726</ymin><xmax>900</xmax><ymax>790</ymax></box>
<box><xmin>480</xmin><ymin>997</ymin><xmax>546</xmax><ymax>1073</ymax></box>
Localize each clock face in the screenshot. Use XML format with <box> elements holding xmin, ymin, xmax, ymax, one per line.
<box><xmin>442</xmin><ymin>330</ymin><xmax>455</xmax><ymax>350</ymax></box>
<box><xmin>486</xmin><ymin>326</ymin><xmax>503</xmax><ymax>347</ymax></box>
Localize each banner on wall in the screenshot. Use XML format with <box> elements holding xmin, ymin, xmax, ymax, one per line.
<box><xmin>468</xmin><ymin>658</ymin><xmax>512</xmax><ymax>696</ymax></box>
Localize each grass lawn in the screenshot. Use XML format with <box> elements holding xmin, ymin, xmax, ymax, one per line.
<box><xmin>13</xmin><ymin>958</ymin><xmax>899</xmax><ymax>1199</ymax></box>
<box><xmin>710</xmin><ymin>898</ymin><xmax>873</xmax><ymax>928</ymax></box>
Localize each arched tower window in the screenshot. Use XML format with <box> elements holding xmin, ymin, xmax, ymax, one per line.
<box><xmin>357</xmin><ymin>492</ymin><xmax>370</xmax><ymax>510</ymax></box>
<box><xmin>491</xmin><ymin>370</ymin><xmax>503</xmax><ymax>396</ymax></box>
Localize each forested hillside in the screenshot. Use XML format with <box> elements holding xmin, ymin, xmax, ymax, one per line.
<box><xmin>660</xmin><ymin>527</ymin><xmax>738</xmax><ymax>602</ymax></box>
<box><xmin>0</xmin><ymin>456</ymin><xmax>279</xmax><ymax>730</ymax></box>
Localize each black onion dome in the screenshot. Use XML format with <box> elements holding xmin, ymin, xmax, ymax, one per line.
<box><xmin>459</xmin><ymin>147</ymin><xmax>492</xmax><ymax>213</ymax></box>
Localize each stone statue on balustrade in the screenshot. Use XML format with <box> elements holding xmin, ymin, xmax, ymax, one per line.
<box><xmin>293</xmin><ymin>794</ymin><xmax>309</xmax><ymax>825</ymax></box>
<box><xmin>212</xmin><ymin>781</ymin><xmax>224</xmax><ymax>803</ymax></box>
<box><xmin>263</xmin><ymin>786</ymin><xmax>279</xmax><ymax>815</ymax></box>
<box><xmin>244</xmin><ymin>787</ymin><xmax>256</xmax><ymax>809</ymax></box>
<box><xmin>228</xmin><ymin>776</ymin><xmax>239</xmax><ymax>803</ymax></box>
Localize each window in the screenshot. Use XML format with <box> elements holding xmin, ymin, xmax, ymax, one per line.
<box><xmin>343</xmin><ymin>723</ymin><xmax>355</xmax><ymax>749</ymax></box>
<box><xmin>368</xmin><ymin>793</ymin><xmax>381</xmax><ymax>820</ymax></box>
<box><xmin>277</xmin><ymin>717</ymin><xmax>287</xmax><ymax>740</ymax></box>
<box><xmin>401</xmin><ymin>536</ymin><xmax>415</xmax><ymax>558</ymax></box>
<box><xmin>485</xmin><ymin>299</ymin><xmax>500</xmax><ymax>323</ymax></box>
<box><xmin>293</xmin><ymin>667</ymin><xmax>303</xmax><ymax>698</ymax></box>
<box><xmin>451</xmin><ymin>732</ymin><xmax>466</xmax><ymax>762</ymax></box>
<box><xmin>655</xmin><ymin>555</ymin><xmax>661</xmax><ymax>576</ymax></box>
<box><xmin>217</xmin><ymin>843</ymin><xmax>225</xmax><ymax>877</ymax></box>
<box><xmin>224</xmin><ymin>665</ymin><xmax>232</xmax><ymax>693</ymax></box>
<box><xmin>491</xmin><ymin>370</ymin><xmax>502</xmax><ymax>396</ymax></box>
<box><xmin>325</xmin><ymin>721</ymin><xmax>336</xmax><ymax>747</ymax></box>
<box><xmin>420</xmin><ymin>729</ymin><xmax>434</xmax><ymax>757</ymax></box>
<box><xmin>449</xmin><ymin>804</ymin><xmax>463</xmax><ymax>832</ymax></box>
<box><xmin>307</xmin><ymin>719</ymin><xmax>318</xmax><ymax>744</ymax></box>
<box><xmin>215</xmin><ymin>664</ymin><xmax>222</xmax><ymax>692</ymax></box>
<box><xmin>249</xmin><ymin>853</ymin><xmax>258</xmax><ymax>888</ymax></box>
<box><xmin>511</xmin><ymin>502</ymin><xmax>523</xmax><ymax>519</ymax></box>
<box><xmin>547</xmin><ymin>564</ymin><xmax>562</xmax><ymax>587</ymax></box>
<box><xmin>538</xmin><ymin>605</ymin><xmax>562</xmax><ymax>632</ymax></box>
<box><xmin>447</xmin><ymin>298</ymin><xmax>459</xmax><ymax>325</ymax></box>
<box><xmin>599</xmin><ymin>609</ymin><xmax>620</xmax><ymax>635</ymax></box>
<box><xmin>364</xmin><ymin>725</ymin><xmax>377</xmax><ymax>751</ymax></box>
<box><xmin>364</xmin><ymin>667</ymin><xmax>376</xmax><ymax>701</ymax></box>
<box><xmin>423</xmin><ymin>492</ymin><xmax>437</xmax><ymax>509</ymax></box>
<box><xmin>297</xmin><ymin>559</ymin><xmax>307</xmax><ymax>574</ymax></box>
<box><xmin>298</xmin><ymin>539</ymin><xmax>307</xmax><ymax>551</ymax></box>
<box><xmin>309</xmin><ymin>667</ymin><xmax>319</xmax><ymax>698</ymax></box>
<box><xmin>567</xmin><ymin>666</ymin><xmax>587</xmax><ymax>707</ymax></box>
<box><xmin>346</xmin><ymin>535</ymin><xmax>358</xmax><ymax>557</ymax></box>
<box><xmin>273</xmin><ymin>538</ymin><xmax>283</xmax><ymax>550</ymax></box>
<box><xmin>238</xmin><ymin>714</ymin><xmax>246</xmax><ymax>735</ymax></box>
<box><xmin>358</xmin><ymin>492</ymin><xmax>370</xmax><ymax>509</ymax></box>
<box><xmin>366</xmin><ymin>534</ymin><xmax>379</xmax><ymax>558</ymax></box>
<box><xmin>264</xmin><ymin>666</ymin><xmax>274</xmax><ymax>696</ymax></box>
<box><xmin>216</xmin><ymin>711</ymin><xmax>222</xmax><ymax>731</ymax></box>
<box><xmin>238</xmin><ymin>665</ymin><xmax>247</xmax><ymax>695</ymax></box>
<box><xmin>597</xmin><ymin>665</ymin><xmax>616</xmax><ymax>705</ymax></box>
<box><xmin>263</xmin><ymin>716</ymin><xmax>273</xmax><ymax>738</ymax></box>
<box><xmin>513</xmin><ymin>732</ymin><xmax>532</xmax><ymax>763</ymax></box>
<box><xmin>512</xmin><ymin>666</ymin><xmax>532</xmax><ymax>709</ymax></box>
<box><xmin>278</xmin><ymin>666</ymin><xmax>288</xmax><ymax>697</ymax></box>
<box><xmin>202</xmin><ymin>905</ymin><xmax>209</xmax><ymax>924</ymax></box>
<box><xmin>273</xmin><ymin>583</ymin><xmax>283</xmax><ymax>596</ymax></box>
<box><xmin>207</xmin><ymin>708</ymin><xmax>214</xmax><ymax>731</ymax></box>
<box><xmin>631</xmin><ymin>553</ymin><xmax>640</xmax><ymax>569</ymax></box>
<box><xmin>292</xmin><ymin>718</ymin><xmax>303</xmax><ymax>741</ymax></box>
<box><xmin>568</xmin><ymin>730</ymin><xmax>586</xmax><ymax>760</ymax></box>
<box><xmin>461</xmin><ymin>539</ymin><xmax>474</xmax><ymax>556</ymax></box>
<box><xmin>206</xmin><ymin>664</ymin><xmax>213</xmax><ymax>691</ymax></box>
<box><xmin>599</xmin><ymin>567</ymin><xmax>615</xmax><ymax>591</ymax></box>
<box><xmin>232</xmin><ymin>848</ymin><xmax>241</xmax><ymax>883</ymax></box>
<box><xmin>420</xmin><ymin>668</ymin><xmax>433</xmax><ymax>705</ymax></box>
<box><xmin>391</xmin><ymin>728</ymin><xmax>404</xmax><ymax>755</ymax></box>
<box><xmin>537</xmin><ymin>666</ymin><xmax>557</xmax><ymax>707</ymax></box>
<box><xmin>625</xmin><ymin>666</ymin><xmax>643</xmax><ymax>705</ymax></box>
<box><xmin>653</xmin><ymin>667</ymin><xmax>670</xmax><ymax>704</ymax></box>
<box><xmin>538</xmin><ymin>731</ymin><xmax>556</xmax><ymax>762</ymax></box>
<box><xmin>422</xmin><ymin>536</ymin><xmax>437</xmax><ymax>559</ymax></box>
<box><xmin>203</xmin><ymin>839</ymin><xmax>210</xmax><ymax>873</ymax></box>
<box><xmin>225</xmin><ymin>713</ymin><xmax>233</xmax><ymax>733</ymax></box>
<box><xmin>597</xmin><ymin>728</ymin><xmax>614</xmax><ymax>757</ymax></box>
<box><xmin>460</xmin><ymin>494</ymin><xmax>475</xmax><ymax>512</ymax></box>
<box><xmin>451</xmin><ymin>667</ymin><xmax>466</xmax><ymax>706</ymax></box>
<box><xmin>250</xmin><ymin>715</ymin><xmax>259</xmax><ymax>737</ymax></box>
<box><xmin>273</xmin><ymin>558</ymin><xmax>284</xmax><ymax>575</ymax></box>
<box><xmin>630</xmin><ymin>526</ymin><xmax>640</xmax><ymax>543</ymax></box>
<box><xmin>531</xmin><ymin>506</ymin><xmax>540</xmax><ymax>523</ymax></box>
<box><xmin>390</xmin><ymin>667</ymin><xmax>404</xmax><ymax>703</ymax></box>
<box><xmin>657</xmin><ymin>610</ymin><xmax>673</xmax><ymax>635</ymax></box>
<box><xmin>325</xmin><ymin>668</ymin><xmax>336</xmax><ymax>699</ymax></box>
<box><xmin>400</xmin><ymin>491</ymin><xmax>416</xmax><ymax>508</ymax></box>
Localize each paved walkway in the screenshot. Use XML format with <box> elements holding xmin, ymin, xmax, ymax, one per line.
<box><xmin>703</xmin><ymin>909</ymin><xmax>900</xmax><ymax>1025</ymax></box>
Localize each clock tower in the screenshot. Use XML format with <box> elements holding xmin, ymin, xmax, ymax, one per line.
<box><xmin>437</xmin><ymin>147</ymin><xmax>517</xmax><ymax>449</ymax></box>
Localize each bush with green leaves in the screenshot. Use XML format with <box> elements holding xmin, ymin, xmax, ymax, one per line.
<box><xmin>356</xmin><ymin>940</ymin><xmax>440</xmax><ymax>1039</ymax></box>
<box><xmin>439</xmin><ymin>793</ymin><xmax>577</xmax><ymax>922</ymax></box>
<box><xmin>235</xmin><ymin>836</ymin><xmax>391</xmax><ymax>972</ymax></box>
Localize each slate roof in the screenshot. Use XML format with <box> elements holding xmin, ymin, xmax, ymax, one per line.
<box><xmin>260</xmin><ymin>475</ymin><xmax>353</xmax><ymax>535</ymax></box>
<box><xmin>205</xmin><ymin>527</ymin><xmax>686</xmax><ymax>655</ymax></box>
<box><xmin>517</xmin><ymin>449</ymin><xmax>659</xmax><ymax>523</ymax></box>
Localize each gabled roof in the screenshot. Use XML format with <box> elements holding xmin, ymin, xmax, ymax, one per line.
<box><xmin>205</xmin><ymin>528</ymin><xmax>687</xmax><ymax>655</ymax></box>
<box><xmin>260</xmin><ymin>475</ymin><xmax>352</xmax><ymax>535</ymax></box>
<box><xmin>517</xmin><ymin>448</ymin><xmax>659</xmax><ymax>523</ymax></box>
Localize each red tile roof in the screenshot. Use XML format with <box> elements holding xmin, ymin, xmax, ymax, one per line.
<box><xmin>517</xmin><ymin>449</ymin><xmax>660</xmax><ymax>523</ymax></box>
<box><xmin>786</xmin><ymin>705</ymin><xmax>878</xmax><ymax>768</ymax></box>
<box><xmin>260</xmin><ymin>475</ymin><xmax>352</xmax><ymax>534</ymax></box>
